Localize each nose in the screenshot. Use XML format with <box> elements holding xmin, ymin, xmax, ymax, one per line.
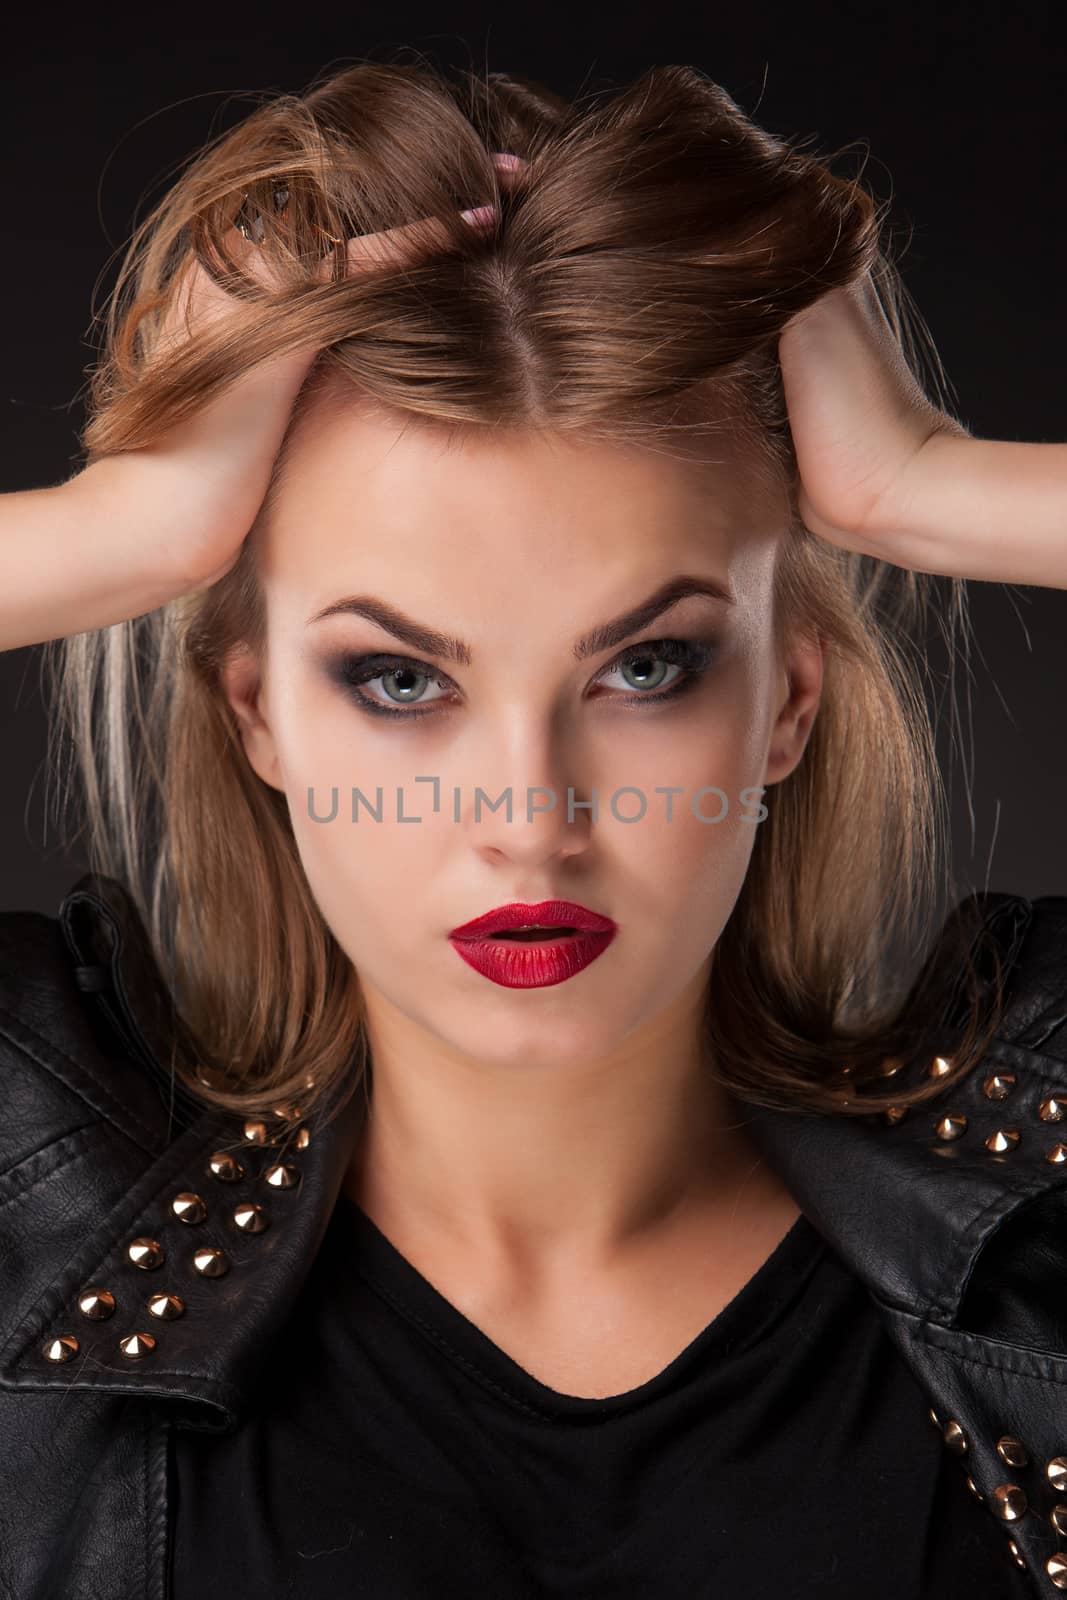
<box><xmin>463</xmin><ymin>772</ymin><xmax>594</xmax><ymax>870</ymax></box>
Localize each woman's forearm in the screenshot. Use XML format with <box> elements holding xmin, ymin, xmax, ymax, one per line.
<box><xmin>884</xmin><ymin>432</ymin><xmax>1067</xmax><ymax>589</ymax></box>
<box><xmin>0</xmin><ymin>460</ymin><xmax>213</xmax><ymax>653</ymax></box>
<box><xmin>779</xmin><ymin>277</ymin><xmax>1067</xmax><ymax>590</ymax></box>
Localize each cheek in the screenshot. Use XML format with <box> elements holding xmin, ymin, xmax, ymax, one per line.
<box><xmin>601</xmin><ymin>649</ymin><xmax>771</xmax><ymax>827</ymax></box>
<box><xmin>270</xmin><ymin>662</ymin><xmax>428</xmax><ymax>828</ymax></box>
<box><xmin>287</xmin><ymin>794</ymin><xmax>441</xmax><ymax>993</ymax></box>
<box><xmin>622</xmin><ymin>780</ymin><xmax>761</xmax><ymax>935</ymax></box>
<box><xmin>266</xmin><ymin>678</ymin><xmax>437</xmax><ymax>934</ymax></box>
<box><xmin>602</xmin><ymin>662</ymin><xmax>771</xmax><ymax>932</ymax></box>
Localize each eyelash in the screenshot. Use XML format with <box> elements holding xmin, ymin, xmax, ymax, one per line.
<box><xmin>327</xmin><ymin>637</ymin><xmax>718</xmax><ymax>721</ymax></box>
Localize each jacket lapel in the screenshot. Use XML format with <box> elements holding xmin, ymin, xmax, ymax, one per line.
<box><xmin>0</xmin><ymin>873</ymin><xmax>365</xmax><ymax>1434</ymax></box>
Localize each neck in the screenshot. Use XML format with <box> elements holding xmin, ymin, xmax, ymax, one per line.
<box><xmin>341</xmin><ymin>1022</ymin><xmax>783</xmax><ymax>1280</ymax></box>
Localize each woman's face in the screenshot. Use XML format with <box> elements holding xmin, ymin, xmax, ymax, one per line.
<box><xmin>222</xmin><ymin>398</ymin><xmax>824</xmax><ymax>1075</ymax></box>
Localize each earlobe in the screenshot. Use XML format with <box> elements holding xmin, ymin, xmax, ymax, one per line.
<box><xmin>219</xmin><ymin>644</ymin><xmax>286</xmax><ymax>793</ymax></box>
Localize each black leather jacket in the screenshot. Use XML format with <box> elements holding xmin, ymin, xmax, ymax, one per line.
<box><xmin>2</xmin><ymin>872</ymin><xmax>1067</xmax><ymax>1599</ymax></box>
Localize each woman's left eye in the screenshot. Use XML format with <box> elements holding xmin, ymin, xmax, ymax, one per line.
<box><xmin>595</xmin><ymin>639</ymin><xmax>715</xmax><ymax>702</ymax></box>
<box><xmin>327</xmin><ymin>637</ymin><xmax>717</xmax><ymax>721</ymax></box>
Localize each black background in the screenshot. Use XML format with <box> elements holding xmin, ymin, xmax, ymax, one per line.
<box><xmin>2</xmin><ymin>2</ymin><xmax>1065</xmax><ymax>915</ymax></box>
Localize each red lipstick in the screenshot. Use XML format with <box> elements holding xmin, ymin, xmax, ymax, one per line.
<box><xmin>448</xmin><ymin>899</ymin><xmax>617</xmax><ymax>989</ymax></box>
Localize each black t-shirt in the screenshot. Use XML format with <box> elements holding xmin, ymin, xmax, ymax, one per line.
<box><xmin>168</xmin><ymin>1190</ymin><xmax>1031</xmax><ymax>1598</ymax></box>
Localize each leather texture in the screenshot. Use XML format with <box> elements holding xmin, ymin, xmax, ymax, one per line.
<box><xmin>0</xmin><ymin>871</ymin><xmax>1066</xmax><ymax>1597</ymax></box>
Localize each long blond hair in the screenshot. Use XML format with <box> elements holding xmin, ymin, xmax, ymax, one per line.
<box><xmin>43</xmin><ymin>55</ymin><xmax>1006</xmax><ymax>1132</ymax></box>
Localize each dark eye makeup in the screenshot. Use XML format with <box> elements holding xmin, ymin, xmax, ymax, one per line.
<box><xmin>320</xmin><ymin>636</ymin><xmax>720</xmax><ymax>721</ymax></box>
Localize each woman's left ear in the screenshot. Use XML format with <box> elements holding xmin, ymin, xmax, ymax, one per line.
<box><xmin>219</xmin><ymin>643</ymin><xmax>286</xmax><ymax>793</ymax></box>
<box><xmin>763</xmin><ymin>632</ymin><xmax>828</xmax><ymax>786</ymax></box>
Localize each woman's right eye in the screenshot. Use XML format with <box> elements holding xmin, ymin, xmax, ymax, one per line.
<box><xmin>329</xmin><ymin>654</ymin><xmax>453</xmax><ymax>720</ymax></box>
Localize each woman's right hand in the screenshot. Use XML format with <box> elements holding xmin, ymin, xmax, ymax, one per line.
<box><xmin>0</xmin><ymin>226</ymin><xmax>321</xmax><ymax>651</ymax></box>
<box><xmin>96</xmin><ymin>239</ymin><xmax>324</xmax><ymax>593</ymax></box>
<box><xmin>92</xmin><ymin>149</ymin><xmax>527</xmax><ymax>594</ymax></box>
<box><xmin>0</xmin><ymin>153</ymin><xmax>525</xmax><ymax>652</ymax></box>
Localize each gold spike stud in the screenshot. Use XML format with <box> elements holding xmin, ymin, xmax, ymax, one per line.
<box><xmin>243</xmin><ymin>1119</ymin><xmax>273</xmax><ymax>1146</ymax></box>
<box><xmin>118</xmin><ymin>1331</ymin><xmax>157</xmax><ymax>1359</ymax></box>
<box><xmin>885</xmin><ymin>1105</ymin><xmax>908</xmax><ymax>1125</ymax></box>
<box><xmin>991</xmin><ymin>1483</ymin><xmax>1028</xmax><ymax>1522</ymax></box>
<box><xmin>1040</xmin><ymin>1095</ymin><xmax>1067</xmax><ymax>1123</ymax></box>
<box><xmin>880</xmin><ymin>1056</ymin><xmax>906</xmax><ymax>1078</ymax></box>
<box><xmin>295</xmin><ymin>1126</ymin><xmax>311</xmax><ymax>1150</ymax></box>
<box><xmin>928</xmin><ymin>1054</ymin><xmax>954</xmax><ymax>1079</ymax></box>
<box><xmin>997</xmin><ymin>1436</ymin><xmax>1029</xmax><ymax>1467</ymax></box>
<box><xmin>965</xmin><ymin>1475</ymin><xmax>984</xmax><ymax>1501</ymax></box>
<box><xmin>985</xmin><ymin>1129</ymin><xmax>1021</xmax><ymax>1154</ymax></box>
<box><xmin>208</xmin><ymin>1152</ymin><xmax>246</xmax><ymax>1182</ymax></box>
<box><xmin>943</xmin><ymin>1419</ymin><xmax>969</xmax><ymax>1455</ymax></box>
<box><xmin>1048</xmin><ymin>1144</ymin><xmax>1067</xmax><ymax>1165</ymax></box>
<box><xmin>192</xmin><ymin>1247</ymin><xmax>230</xmax><ymax>1278</ymax></box>
<box><xmin>928</xmin><ymin>1405</ymin><xmax>941</xmax><ymax>1429</ymax></box>
<box><xmin>935</xmin><ymin>1114</ymin><xmax>968</xmax><ymax>1142</ymax></box>
<box><xmin>263</xmin><ymin>1162</ymin><xmax>302</xmax><ymax>1191</ymax></box>
<box><xmin>1051</xmin><ymin>1504</ymin><xmax>1067</xmax><ymax>1536</ymax></box>
<box><xmin>1048</xmin><ymin>1552</ymin><xmax>1067</xmax><ymax>1590</ymax></box>
<box><xmin>1047</xmin><ymin>1457</ymin><xmax>1067</xmax><ymax>1493</ymax></box>
<box><xmin>77</xmin><ymin>1288</ymin><xmax>116</xmax><ymax>1320</ymax></box>
<box><xmin>1008</xmin><ymin>1539</ymin><xmax>1026</xmax><ymax>1571</ymax></box>
<box><xmin>127</xmin><ymin>1237</ymin><xmax>165</xmax><ymax>1270</ymax></box>
<box><xmin>41</xmin><ymin>1334</ymin><xmax>79</xmax><ymax>1362</ymax></box>
<box><xmin>171</xmin><ymin>1192</ymin><xmax>208</xmax><ymax>1224</ymax></box>
<box><xmin>271</xmin><ymin>1101</ymin><xmax>304</xmax><ymax>1121</ymax></box>
<box><xmin>982</xmin><ymin>1073</ymin><xmax>1017</xmax><ymax>1101</ymax></box>
<box><xmin>234</xmin><ymin>1202</ymin><xmax>270</xmax><ymax>1234</ymax></box>
<box><xmin>146</xmin><ymin>1292</ymin><xmax>185</xmax><ymax>1320</ymax></box>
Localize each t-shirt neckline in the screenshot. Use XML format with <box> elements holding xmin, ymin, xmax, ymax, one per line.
<box><xmin>333</xmin><ymin>1192</ymin><xmax>828</xmax><ymax>1421</ymax></box>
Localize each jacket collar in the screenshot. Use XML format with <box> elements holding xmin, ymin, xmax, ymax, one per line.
<box><xmin>741</xmin><ymin>888</ymin><xmax>1067</xmax><ymax>1333</ymax></box>
<box><xmin>741</xmin><ymin>1028</ymin><xmax>1067</xmax><ymax>1322</ymax></box>
<box><xmin>4</xmin><ymin>875</ymin><xmax>1067</xmax><ymax>1432</ymax></box>
<box><xmin>0</xmin><ymin>872</ymin><xmax>366</xmax><ymax>1433</ymax></box>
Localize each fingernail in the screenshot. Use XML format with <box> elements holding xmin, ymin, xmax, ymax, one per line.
<box><xmin>460</xmin><ymin>204</ymin><xmax>497</xmax><ymax>226</ymax></box>
<box><xmin>491</xmin><ymin>152</ymin><xmax>522</xmax><ymax>170</ymax></box>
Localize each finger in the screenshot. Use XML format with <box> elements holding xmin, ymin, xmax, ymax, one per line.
<box><xmin>345</xmin><ymin>154</ymin><xmax>526</xmax><ymax>266</ymax></box>
<box><xmin>204</xmin><ymin>153</ymin><xmax>529</xmax><ymax>296</ymax></box>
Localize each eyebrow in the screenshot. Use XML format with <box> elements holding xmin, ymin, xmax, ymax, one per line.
<box><xmin>306</xmin><ymin>574</ymin><xmax>735</xmax><ymax>664</ymax></box>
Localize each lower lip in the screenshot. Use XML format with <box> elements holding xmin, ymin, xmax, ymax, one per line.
<box><xmin>448</xmin><ymin>929</ymin><xmax>616</xmax><ymax>988</ymax></box>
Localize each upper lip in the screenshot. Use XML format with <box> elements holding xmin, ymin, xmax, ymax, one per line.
<box><xmin>449</xmin><ymin>900</ymin><xmax>616</xmax><ymax>940</ymax></box>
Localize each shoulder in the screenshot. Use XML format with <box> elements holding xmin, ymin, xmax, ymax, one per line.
<box><xmin>1004</xmin><ymin>892</ymin><xmax>1067</xmax><ymax>997</ymax></box>
<box><xmin>0</xmin><ymin>900</ymin><xmax>112</xmax><ymax>1167</ymax></box>
<box><xmin>923</xmin><ymin>888</ymin><xmax>1066</xmax><ymax>1029</ymax></box>
<box><xmin>0</xmin><ymin>876</ymin><xmax>184</xmax><ymax>1180</ymax></box>
<box><xmin>967</xmin><ymin>890</ymin><xmax>1067</xmax><ymax>1060</ymax></box>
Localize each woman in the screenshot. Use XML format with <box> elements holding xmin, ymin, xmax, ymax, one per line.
<box><xmin>1</xmin><ymin>57</ymin><xmax>1065</xmax><ymax>1598</ymax></box>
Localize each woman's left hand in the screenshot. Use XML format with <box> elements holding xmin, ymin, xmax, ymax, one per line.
<box><xmin>778</xmin><ymin>272</ymin><xmax>1067</xmax><ymax>590</ymax></box>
